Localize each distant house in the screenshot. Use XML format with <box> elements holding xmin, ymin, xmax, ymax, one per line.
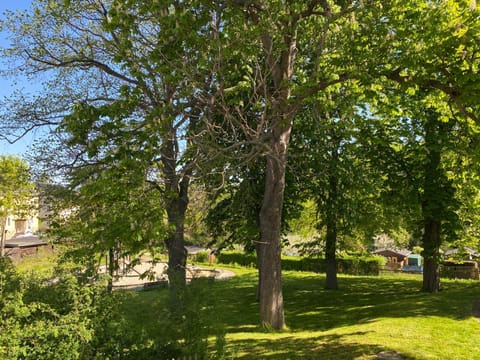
<box><xmin>374</xmin><ymin>248</ymin><xmax>411</xmax><ymax>270</ymax></box>
<box><xmin>444</xmin><ymin>247</ymin><xmax>479</xmax><ymax>261</ymax></box>
<box><xmin>374</xmin><ymin>248</ymin><xmax>424</xmax><ymax>272</ymax></box>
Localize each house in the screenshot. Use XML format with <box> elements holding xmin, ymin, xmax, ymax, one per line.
<box><xmin>374</xmin><ymin>248</ymin><xmax>411</xmax><ymax>270</ymax></box>
<box><xmin>3</xmin><ymin>216</ymin><xmax>39</xmax><ymax>241</ymax></box>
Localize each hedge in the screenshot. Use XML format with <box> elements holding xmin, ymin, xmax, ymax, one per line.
<box><xmin>216</xmin><ymin>252</ymin><xmax>384</xmax><ymax>276</ymax></box>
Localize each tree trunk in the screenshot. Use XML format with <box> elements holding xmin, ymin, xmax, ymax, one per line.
<box><xmin>422</xmin><ymin>220</ymin><xmax>441</xmax><ymax>292</ymax></box>
<box><xmin>325</xmin><ymin>135</ymin><xmax>339</xmax><ymax>290</ymax></box>
<box><xmin>107</xmin><ymin>247</ymin><xmax>115</xmax><ymax>292</ymax></box>
<box><xmin>161</xmin><ymin>123</ymin><xmax>190</xmax><ymax>288</ymax></box>
<box><xmin>165</xmin><ymin>186</ymin><xmax>189</xmax><ymax>288</ymax></box>
<box><xmin>255</xmin><ymin>21</ymin><xmax>297</xmax><ymax>330</ymax></box>
<box><xmin>0</xmin><ymin>218</ymin><xmax>6</xmax><ymax>257</ymax></box>
<box><xmin>258</xmin><ymin>136</ymin><xmax>289</xmax><ymax>330</ymax></box>
<box><xmin>324</xmin><ymin>207</ymin><xmax>338</xmax><ymax>290</ymax></box>
<box><xmin>421</xmin><ymin>115</ymin><xmax>443</xmax><ymax>292</ymax></box>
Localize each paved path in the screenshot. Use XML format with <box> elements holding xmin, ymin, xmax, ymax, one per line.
<box><xmin>99</xmin><ymin>261</ymin><xmax>235</xmax><ymax>290</ymax></box>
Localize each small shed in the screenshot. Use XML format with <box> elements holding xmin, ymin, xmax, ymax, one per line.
<box><xmin>441</xmin><ymin>261</ymin><xmax>479</xmax><ymax>280</ymax></box>
<box><xmin>407</xmin><ymin>254</ymin><xmax>422</xmax><ymax>267</ymax></box>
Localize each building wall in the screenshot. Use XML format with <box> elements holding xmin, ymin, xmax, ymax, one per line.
<box><xmin>4</xmin><ymin>213</ymin><xmax>40</xmax><ymax>240</ymax></box>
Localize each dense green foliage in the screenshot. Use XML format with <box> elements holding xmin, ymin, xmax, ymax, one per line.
<box><xmin>216</xmin><ymin>252</ymin><xmax>385</xmax><ymax>276</ymax></box>
<box><xmin>0</xmin><ymin>257</ymin><xmax>224</xmax><ymax>360</ymax></box>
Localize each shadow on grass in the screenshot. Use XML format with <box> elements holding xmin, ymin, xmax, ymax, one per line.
<box><xmin>229</xmin><ymin>331</ymin><xmax>413</xmax><ymax>360</ymax></box>
<box><xmin>283</xmin><ymin>272</ymin><xmax>479</xmax><ymax>331</ymax></box>
<box><xmin>117</xmin><ymin>269</ymin><xmax>479</xmax><ymax>358</ymax></box>
<box><xmin>206</xmin><ymin>270</ymin><xmax>480</xmax><ymax>333</ymax></box>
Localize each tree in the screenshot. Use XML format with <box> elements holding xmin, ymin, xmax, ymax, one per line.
<box><xmin>201</xmin><ymin>0</ymin><xmax>382</xmax><ymax>330</ymax></box>
<box><xmin>291</xmin><ymin>88</ymin><xmax>385</xmax><ymax>290</ymax></box>
<box><xmin>0</xmin><ymin>0</ymin><xmax>212</xmax><ymax>287</ymax></box>
<box><xmin>194</xmin><ymin>0</ymin><xmax>478</xmax><ymax>326</ymax></box>
<box><xmin>346</xmin><ymin>1</ymin><xmax>479</xmax><ymax>292</ymax></box>
<box><xmin>365</xmin><ymin>87</ymin><xmax>478</xmax><ymax>292</ymax></box>
<box><xmin>47</xmin><ymin>156</ymin><xmax>167</xmax><ymax>291</ymax></box>
<box><xmin>0</xmin><ymin>155</ymin><xmax>34</xmax><ymax>256</ymax></box>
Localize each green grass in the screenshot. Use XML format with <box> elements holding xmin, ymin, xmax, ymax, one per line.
<box><xmin>13</xmin><ymin>246</ymin><xmax>58</xmax><ymax>276</ymax></box>
<box><xmin>13</xmin><ymin>253</ymin><xmax>480</xmax><ymax>359</ymax></box>
<box><xmin>119</xmin><ymin>268</ymin><xmax>480</xmax><ymax>359</ymax></box>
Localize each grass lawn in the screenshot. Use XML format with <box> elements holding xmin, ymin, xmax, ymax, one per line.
<box><xmin>120</xmin><ymin>267</ymin><xmax>480</xmax><ymax>359</ymax></box>
<box><xmin>13</xmin><ymin>254</ymin><xmax>480</xmax><ymax>359</ymax></box>
<box><xmin>13</xmin><ymin>246</ymin><xmax>58</xmax><ymax>276</ymax></box>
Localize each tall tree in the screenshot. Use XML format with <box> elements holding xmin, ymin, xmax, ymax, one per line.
<box><xmin>0</xmin><ymin>0</ymin><xmax>212</xmax><ymax>287</ymax></box>
<box><xmin>291</xmin><ymin>88</ymin><xmax>385</xmax><ymax>290</ymax></box>
<box><xmin>366</xmin><ymin>90</ymin><xmax>473</xmax><ymax>292</ymax></box>
<box><xmin>204</xmin><ymin>0</ymin><xmax>377</xmax><ymax>330</ymax></box>
<box><xmin>199</xmin><ymin>0</ymin><xmax>478</xmax><ymax>326</ymax></box>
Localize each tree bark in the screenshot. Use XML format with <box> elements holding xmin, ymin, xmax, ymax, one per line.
<box><xmin>421</xmin><ymin>115</ymin><xmax>443</xmax><ymax>292</ymax></box>
<box><xmin>164</xmin><ymin>179</ymin><xmax>189</xmax><ymax>288</ymax></box>
<box><xmin>258</xmin><ymin>136</ymin><xmax>289</xmax><ymax>330</ymax></box>
<box><xmin>325</xmin><ymin>214</ymin><xmax>338</xmax><ymax>290</ymax></box>
<box><xmin>325</xmin><ymin>132</ymin><xmax>339</xmax><ymax>290</ymax></box>
<box><xmin>162</xmin><ymin>130</ymin><xmax>190</xmax><ymax>288</ymax></box>
<box><xmin>0</xmin><ymin>217</ymin><xmax>6</xmax><ymax>257</ymax></box>
<box><xmin>422</xmin><ymin>220</ymin><xmax>441</xmax><ymax>292</ymax></box>
<box><xmin>107</xmin><ymin>247</ymin><xmax>115</xmax><ymax>292</ymax></box>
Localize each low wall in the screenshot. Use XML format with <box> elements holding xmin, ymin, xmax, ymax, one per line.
<box><xmin>6</xmin><ymin>245</ymin><xmax>53</xmax><ymax>263</ymax></box>
<box><xmin>440</xmin><ymin>261</ymin><xmax>479</xmax><ymax>280</ymax></box>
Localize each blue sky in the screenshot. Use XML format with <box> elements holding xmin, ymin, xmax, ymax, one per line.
<box><xmin>0</xmin><ymin>0</ymin><xmax>35</xmax><ymax>157</ymax></box>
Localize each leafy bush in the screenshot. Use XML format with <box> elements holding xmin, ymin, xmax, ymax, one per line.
<box><xmin>0</xmin><ymin>257</ymin><xmax>226</xmax><ymax>359</ymax></box>
<box><xmin>217</xmin><ymin>251</ymin><xmax>384</xmax><ymax>276</ymax></box>
<box><xmin>0</xmin><ymin>258</ymin><xmax>97</xmax><ymax>359</ymax></box>
<box><xmin>216</xmin><ymin>252</ymin><xmax>257</xmax><ymax>268</ymax></box>
<box><xmin>193</xmin><ymin>251</ymin><xmax>211</xmax><ymax>264</ymax></box>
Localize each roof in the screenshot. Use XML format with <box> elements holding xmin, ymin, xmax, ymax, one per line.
<box><xmin>444</xmin><ymin>247</ymin><xmax>479</xmax><ymax>257</ymax></box>
<box><xmin>5</xmin><ymin>235</ymin><xmax>47</xmax><ymax>248</ymax></box>
<box><xmin>185</xmin><ymin>245</ymin><xmax>210</xmax><ymax>255</ymax></box>
<box><xmin>374</xmin><ymin>248</ymin><xmax>411</xmax><ymax>258</ymax></box>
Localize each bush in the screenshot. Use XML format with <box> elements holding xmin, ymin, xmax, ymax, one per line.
<box><xmin>193</xmin><ymin>251</ymin><xmax>211</xmax><ymax>263</ymax></box>
<box><xmin>0</xmin><ymin>257</ymin><xmax>226</xmax><ymax>359</ymax></box>
<box><xmin>216</xmin><ymin>251</ymin><xmax>384</xmax><ymax>276</ymax></box>
<box><xmin>0</xmin><ymin>258</ymin><xmax>98</xmax><ymax>360</ymax></box>
<box><xmin>216</xmin><ymin>252</ymin><xmax>257</xmax><ymax>268</ymax></box>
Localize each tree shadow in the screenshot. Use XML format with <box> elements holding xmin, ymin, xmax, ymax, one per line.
<box><xmin>206</xmin><ymin>271</ymin><xmax>479</xmax><ymax>333</ymax></box>
<box><xmin>116</xmin><ymin>269</ymin><xmax>479</xmax><ymax>358</ymax></box>
<box><xmin>229</xmin><ymin>331</ymin><xmax>414</xmax><ymax>359</ymax></box>
<box><xmin>282</xmin><ymin>273</ymin><xmax>479</xmax><ymax>331</ymax></box>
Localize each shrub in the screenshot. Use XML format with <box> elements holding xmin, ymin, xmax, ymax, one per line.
<box><xmin>216</xmin><ymin>252</ymin><xmax>257</xmax><ymax>268</ymax></box>
<box><xmin>193</xmin><ymin>251</ymin><xmax>211</xmax><ymax>263</ymax></box>
<box><xmin>0</xmin><ymin>259</ymin><xmax>98</xmax><ymax>360</ymax></box>
<box><xmin>0</xmin><ymin>257</ymin><xmax>227</xmax><ymax>360</ymax></box>
<box><xmin>216</xmin><ymin>251</ymin><xmax>384</xmax><ymax>276</ymax></box>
